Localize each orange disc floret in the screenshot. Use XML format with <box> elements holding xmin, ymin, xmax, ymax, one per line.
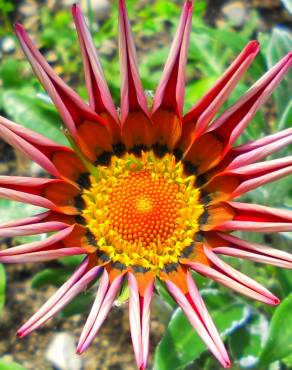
<box><xmin>108</xmin><ymin>170</ymin><xmax>183</xmax><ymax>246</ymax></box>
<box><xmin>81</xmin><ymin>151</ymin><xmax>204</xmax><ymax>272</ymax></box>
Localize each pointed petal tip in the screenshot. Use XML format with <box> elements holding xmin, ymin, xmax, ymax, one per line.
<box><xmin>271</xmin><ymin>297</ymin><xmax>280</xmax><ymax>306</ymax></box>
<box><xmin>76</xmin><ymin>346</ymin><xmax>83</xmax><ymax>355</ymax></box>
<box><xmin>224</xmin><ymin>359</ymin><xmax>232</xmax><ymax>368</ymax></box>
<box><xmin>183</xmin><ymin>0</ymin><xmax>193</xmax><ymax>10</ymax></box>
<box><xmin>71</xmin><ymin>3</ymin><xmax>78</xmax><ymax>13</ymax></box>
<box><xmin>248</xmin><ymin>39</ymin><xmax>259</xmax><ymax>52</ymax></box>
<box><xmin>17</xmin><ymin>329</ymin><xmax>27</xmax><ymax>339</ymax></box>
<box><xmin>14</xmin><ymin>22</ymin><xmax>26</xmax><ymax>37</ymax></box>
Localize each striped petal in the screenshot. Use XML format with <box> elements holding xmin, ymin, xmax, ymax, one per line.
<box><xmin>0</xmin><ymin>176</ymin><xmax>80</xmax><ymax>215</ymax></box>
<box><xmin>178</xmin><ymin>40</ymin><xmax>259</xmax><ymax>153</ymax></box>
<box><xmin>225</xmin><ymin>128</ymin><xmax>292</xmax><ymax>171</ymax></box>
<box><xmin>205</xmin><ymin>127</ymin><xmax>292</xmax><ymax>179</ymax></box>
<box><xmin>205</xmin><ymin>231</ymin><xmax>292</xmax><ymax>269</ymax></box>
<box><xmin>15</xmin><ymin>23</ymin><xmax>112</xmax><ymax>162</ymax></box>
<box><xmin>204</xmin><ymin>156</ymin><xmax>292</xmax><ymax>202</ymax></box>
<box><xmin>0</xmin><ymin>116</ymin><xmax>87</xmax><ymax>182</ymax></box>
<box><xmin>119</xmin><ymin>0</ymin><xmax>153</xmax><ymax>149</ymax></box>
<box><xmin>72</xmin><ymin>4</ymin><xmax>121</xmax><ymax>142</ymax></box>
<box><xmin>152</xmin><ymin>0</ymin><xmax>193</xmax><ymax>117</ymax></box>
<box><xmin>184</xmin><ymin>52</ymin><xmax>291</xmax><ymax>172</ymax></box>
<box><xmin>165</xmin><ymin>270</ymin><xmax>230</xmax><ymax>368</ymax></box>
<box><xmin>77</xmin><ymin>269</ymin><xmax>124</xmax><ymax>354</ymax></box>
<box><xmin>207</xmin><ymin>52</ymin><xmax>292</xmax><ymax>157</ymax></box>
<box><xmin>187</xmin><ymin>246</ymin><xmax>279</xmax><ymax>305</ymax></box>
<box><xmin>0</xmin><ymin>211</ymin><xmax>51</xmax><ymax>229</ymax></box>
<box><xmin>18</xmin><ymin>258</ymin><xmax>101</xmax><ymax>337</ymax></box>
<box><xmin>128</xmin><ymin>272</ymin><xmax>154</xmax><ymax>370</ymax></box>
<box><xmin>216</xmin><ymin>202</ymin><xmax>292</xmax><ymax>232</ymax></box>
<box><xmin>0</xmin><ymin>221</ymin><xmax>68</xmax><ymax>238</ymax></box>
<box><xmin>15</xmin><ymin>23</ymin><xmax>103</xmax><ymax>135</ymax></box>
<box><xmin>0</xmin><ymin>225</ymin><xmax>85</xmax><ymax>263</ymax></box>
<box><xmin>152</xmin><ymin>0</ymin><xmax>193</xmax><ymax>150</ymax></box>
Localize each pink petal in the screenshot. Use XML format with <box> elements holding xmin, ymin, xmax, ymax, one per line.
<box><xmin>226</xmin><ymin>128</ymin><xmax>292</xmax><ymax>170</ymax></box>
<box><xmin>77</xmin><ymin>271</ymin><xmax>124</xmax><ymax>354</ymax></box>
<box><xmin>217</xmin><ymin>201</ymin><xmax>292</xmax><ymax>232</ymax></box>
<box><xmin>0</xmin><ymin>247</ymin><xmax>85</xmax><ymax>264</ymax></box>
<box><xmin>230</xmin><ymin>156</ymin><xmax>292</xmax><ymax>197</ymax></box>
<box><xmin>152</xmin><ymin>0</ymin><xmax>193</xmax><ymax>117</ymax></box>
<box><xmin>0</xmin><ymin>225</ymin><xmax>74</xmax><ymax>257</ymax></box>
<box><xmin>0</xmin><ymin>186</ymin><xmax>56</xmax><ymax>210</ymax></box>
<box><xmin>165</xmin><ymin>275</ymin><xmax>230</xmax><ymax>368</ymax></box>
<box><xmin>118</xmin><ymin>0</ymin><xmax>149</xmax><ymax>121</ymax></box>
<box><xmin>207</xmin><ymin>52</ymin><xmax>292</xmax><ymax>158</ymax></box>
<box><xmin>188</xmin><ymin>246</ymin><xmax>279</xmax><ymax>305</ymax></box>
<box><xmin>211</xmin><ymin>231</ymin><xmax>292</xmax><ymax>269</ymax></box>
<box><xmin>181</xmin><ymin>41</ymin><xmax>259</xmax><ymax>148</ymax></box>
<box><xmin>0</xmin><ymin>176</ymin><xmax>63</xmax><ymax>210</ymax></box>
<box><xmin>128</xmin><ymin>272</ymin><xmax>154</xmax><ymax>370</ymax></box>
<box><xmin>0</xmin><ymin>221</ymin><xmax>68</xmax><ymax>238</ymax></box>
<box><xmin>77</xmin><ymin>268</ymin><xmax>109</xmax><ymax>350</ymax></box>
<box><xmin>0</xmin><ymin>211</ymin><xmax>51</xmax><ymax>229</ymax></box>
<box><xmin>0</xmin><ymin>116</ymin><xmax>62</xmax><ymax>177</ymax></box>
<box><xmin>18</xmin><ymin>262</ymin><xmax>101</xmax><ymax>337</ymax></box>
<box><xmin>0</xmin><ymin>116</ymin><xmax>88</xmax><ymax>182</ymax></box>
<box><xmin>207</xmin><ymin>156</ymin><xmax>292</xmax><ymax>200</ymax></box>
<box><xmin>15</xmin><ymin>23</ymin><xmax>104</xmax><ymax>138</ymax></box>
<box><xmin>18</xmin><ymin>257</ymin><xmax>89</xmax><ymax>336</ymax></box>
<box><xmin>72</xmin><ymin>5</ymin><xmax>120</xmax><ymax>132</ymax></box>
<box><xmin>0</xmin><ymin>176</ymin><xmax>79</xmax><ymax>214</ymax></box>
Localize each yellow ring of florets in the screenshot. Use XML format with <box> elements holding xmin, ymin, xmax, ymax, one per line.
<box><xmin>81</xmin><ymin>151</ymin><xmax>204</xmax><ymax>272</ymax></box>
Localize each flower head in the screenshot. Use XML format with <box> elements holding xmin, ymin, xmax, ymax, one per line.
<box><xmin>0</xmin><ymin>1</ymin><xmax>291</xmax><ymax>369</ymax></box>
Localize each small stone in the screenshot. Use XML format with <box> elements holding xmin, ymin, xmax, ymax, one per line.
<box><xmin>45</xmin><ymin>332</ymin><xmax>83</xmax><ymax>370</ymax></box>
<box><xmin>222</xmin><ymin>1</ymin><xmax>248</xmax><ymax>27</ymax></box>
<box><xmin>1</xmin><ymin>37</ymin><xmax>16</xmax><ymax>54</ymax></box>
<box><xmin>80</xmin><ymin>0</ymin><xmax>111</xmax><ymax>20</ymax></box>
<box><xmin>99</xmin><ymin>39</ymin><xmax>117</xmax><ymax>58</ymax></box>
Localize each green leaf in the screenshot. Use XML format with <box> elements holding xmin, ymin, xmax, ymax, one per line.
<box><xmin>0</xmin><ymin>264</ymin><xmax>6</xmax><ymax>313</ymax></box>
<box><xmin>184</xmin><ymin>76</ymin><xmax>219</xmax><ymax>111</ymax></box>
<box><xmin>155</xmin><ymin>278</ymin><xmax>177</xmax><ymax>309</ymax></box>
<box><xmin>267</xmin><ymin>28</ymin><xmax>292</xmax><ymax>121</ymax></box>
<box><xmin>282</xmin><ymin>352</ymin><xmax>292</xmax><ymax>367</ymax></box>
<box><xmin>0</xmin><ymin>359</ymin><xmax>27</xmax><ymax>370</ymax></box>
<box><xmin>2</xmin><ymin>90</ymin><xmax>67</xmax><ymax>145</ymax></box>
<box><xmin>260</xmin><ymin>294</ymin><xmax>292</xmax><ymax>364</ymax></box>
<box><xmin>229</xmin><ymin>313</ymin><xmax>268</xmax><ymax>368</ymax></box>
<box><xmin>31</xmin><ymin>268</ymin><xmax>71</xmax><ymax>289</ymax></box>
<box><xmin>154</xmin><ymin>301</ymin><xmax>250</xmax><ymax>370</ymax></box>
<box><xmin>60</xmin><ymin>293</ymin><xmax>94</xmax><ymax>317</ymax></box>
<box><xmin>58</xmin><ymin>255</ymin><xmax>84</xmax><ymax>268</ymax></box>
<box><xmin>278</xmin><ymin>99</ymin><xmax>292</xmax><ymax>131</ymax></box>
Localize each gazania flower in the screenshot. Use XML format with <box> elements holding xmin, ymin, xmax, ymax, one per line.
<box><xmin>0</xmin><ymin>0</ymin><xmax>291</xmax><ymax>368</ymax></box>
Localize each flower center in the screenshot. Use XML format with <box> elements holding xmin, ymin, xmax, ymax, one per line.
<box><xmin>81</xmin><ymin>151</ymin><xmax>204</xmax><ymax>272</ymax></box>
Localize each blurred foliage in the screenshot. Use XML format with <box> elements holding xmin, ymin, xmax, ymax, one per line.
<box><xmin>0</xmin><ymin>359</ymin><xmax>27</xmax><ymax>370</ymax></box>
<box><xmin>0</xmin><ymin>263</ymin><xmax>5</xmax><ymax>314</ymax></box>
<box><xmin>0</xmin><ymin>0</ymin><xmax>291</xmax><ymax>369</ymax></box>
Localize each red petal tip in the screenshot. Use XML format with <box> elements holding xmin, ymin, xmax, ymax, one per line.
<box><xmin>185</xmin><ymin>0</ymin><xmax>194</xmax><ymax>10</ymax></box>
<box><xmin>272</xmin><ymin>297</ymin><xmax>281</xmax><ymax>306</ymax></box>
<box><xmin>16</xmin><ymin>330</ymin><xmax>25</xmax><ymax>339</ymax></box>
<box><xmin>248</xmin><ymin>39</ymin><xmax>260</xmax><ymax>51</ymax></box>
<box><xmin>224</xmin><ymin>360</ymin><xmax>232</xmax><ymax>368</ymax></box>
<box><xmin>71</xmin><ymin>3</ymin><xmax>78</xmax><ymax>12</ymax></box>
<box><xmin>14</xmin><ymin>22</ymin><xmax>25</xmax><ymax>35</ymax></box>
